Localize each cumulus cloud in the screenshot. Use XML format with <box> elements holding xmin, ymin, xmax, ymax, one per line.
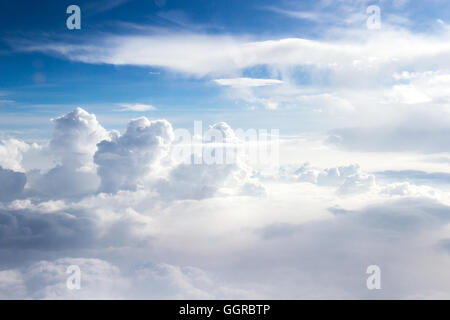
<box><xmin>0</xmin><ymin>109</ymin><xmax>449</xmax><ymax>299</ymax></box>
<box><xmin>0</xmin><ymin>138</ymin><xmax>30</xmax><ymax>172</ymax></box>
<box><xmin>49</xmin><ymin>107</ymin><xmax>109</xmax><ymax>168</ymax></box>
<box><xmin>156</xmin><ymin>161</ymin><xmax>254</xmax><ymax>200</ymax></box>
<box><xmin>157</xmin><ymin>122</ymin><xmax>265</xmax><ymax>200</ymax></box>
<box><xmin>261</xmin><ymin>163</ymin><xmax>376</xmax><ymax>195</ymax></box>
<box><xmin>26</xmin><ymin>108</ymin><xmax>109</xmax><ymax>199</ymax></box>
<box><xmin>337</xmin><ymin>171</ymin><xmax>375</xmax><ymax>195</ymax></box>
<box><xmin>94</xmin><ymin>117</ymin><xmax>174</xmax><ymax>193</ymax></box>
<box><xmin>379</xmin><ymin>182</ymin><xmax>450</xmax><ymax>206</ymax></box>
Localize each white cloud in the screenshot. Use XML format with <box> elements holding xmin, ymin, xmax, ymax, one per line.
<box><xmin>15</xmin><ymin>28</ymin><xmax>450</xmax><ymax>79</ymax></box>
<box><xmin>49</xmin><ymin>107</ymin><xmax>109</xmax><ymax>168</ymax></box>
<box><xmin>12</xmin><ymin>23</ymin><xmax>450</xmax><ymax>154</ymax></box>
<box><xmin>297</xmin><ymin>93</ymin><xmax>355</xmax><ymax>113</ymax></box>
<box><xmin>260</xmin><ymin>162</ymin><xmax>376</xmax><ymax>195</ymax></box>
<box><xmin>27</xmin><ymin>108</ymin><xmax>109</xmax><ymax>199</ymax></box>
<box><xmin>156</xmin><ymin>160</ymin><xmax>259</xmax><ymax>200</ymax></box>
<box><xmin>94</xmin><ymin>117</ymin><xmax>174</xmax><ymax>193</ymax></box>
<box><xmin>4</xmin><ymin>0</ymin><xmax>450</xmax><ymax>299</ymax></box>
<box><xmin>0</xmin><ymin>270</ymin><xmax>26</xmax><ymax>299</ymax></box>
<box><xmin>0</xmin><ymin>109</ymin><xmax>449</xmax><ymax>299</ymax></box>
<box><xmin>3</xmin><ymin>190</ymin><xmax>450</xmax><ymax>299</ymax></box>
<box><xmin>116</xmin><ymin>103</ymin><xmax>157</xmax><ymax>112</ymax></box>
<box><xmin>23</xmin><ymin>258</ymin><xmax>129</xmax><ymax>299</ymax></box>
<box><xmin>0</xmin><ymin>258</ymin><xmax>259</xmax><ymax>299</ymax></box>
<box><xmin>327</xmin><ymin>125</ymin><xmax>450</xmax><ymax>153</ymax></box>
<box><xmin>134</xmin><ymin>263</ymin><xmax>257</xmax><ymax>299</ymax></box>
<box><xmin>0</xmin><ymin>138</ymin><xmax>30</xmax><ymax>172</ymax></box>
<box><xmin>214</xmin><ymin>78</ymin><xmax>283</xmax><ymax>88</ymax></box>
<box><xmin>156</xmin><ymin>122</ymin><xmax>265</xmax><ymax>200</ymax></box>
<box><xmin>386</xmin><ymin>85</ymin><xmax>432</xmax><ymax>104</ymax></box>
<box><xmin>380</xmin><ymin>182</ymin><xmax>450</xmax><ymax>205</ymax></box>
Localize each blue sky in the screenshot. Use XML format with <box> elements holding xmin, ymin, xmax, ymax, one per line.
<box><xmin>1</xmin><ymin>0</ymin><xmax>450</xmax><ymax>139</ymax></box>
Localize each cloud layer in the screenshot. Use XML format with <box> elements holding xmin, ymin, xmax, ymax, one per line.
<box><xmin>0</xmin><ymin>108</ymin><xmax>449</xmax><ymax>299</ymax></box>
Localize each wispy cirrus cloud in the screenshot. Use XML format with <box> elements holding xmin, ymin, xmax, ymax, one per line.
<box><xmin>263</xmin><ymin>6</ymin><xmax>322</xmax><ymax>22</ymax></box>
<box><xmin>214</xmin><ymin>77</ymin><xmax>283</xmax><ymax>88</ymax></box>
<box><xmin>13</xmin><ymin>27</ymin><xmax>450</xmax><ymax>80</ymax></box>
<box><xmin>116</xmin><ymin>103</ymin><xmax>157</xmax><ymax>112</ymax></box>
<box><xmin>0</xmin><ymin>99</ymin><xmax>15</xmax><ymax>105</ymax></box>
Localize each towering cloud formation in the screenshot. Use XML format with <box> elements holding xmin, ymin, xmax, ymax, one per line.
<box><xmin>94</xmin><ymin>117</ymin><xmax>174</xmax><ymax>193</ymax></box>
<box><xmin>29</xmin><ymin>108</ymin><xmax>109</xmax><ymax>198</ymax></box>
<box><xmin>156</xmin><ymin>121</ymin><xmax>265</xmax><ymax>200</ymax></box>
<box><xmin>50</xmin><ymin>107</ymin><xmax>109</xmax><ymax>168</ymax></box>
